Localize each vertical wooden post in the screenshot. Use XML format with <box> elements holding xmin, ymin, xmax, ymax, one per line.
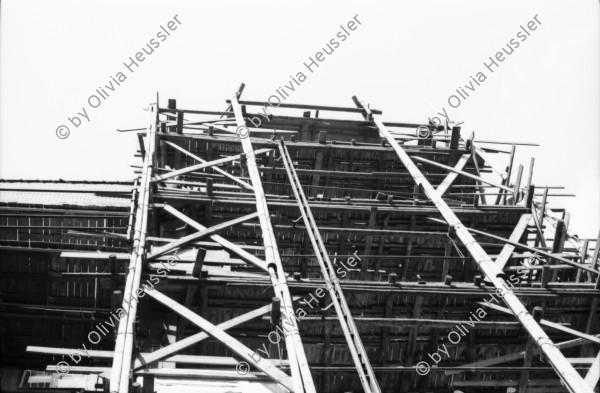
<box><xmin>205</xmin><ymin>178</ymin><xmax>214</xmax><ymax>197</ymax></box>
<box><xmin>192</xmin><ymin>248</ymin><xmax>207</xmax><ymax>278</ymax></box>
<box><xmin>449</xmin><ymin>126</ymin><xmax>461</xmax><ymax>150</ymax></box>
<box><xmin>132</xmin><ymin>382</ymin><xmax>142</xmax><ymax>393</ymax></box>
<box><xmin>551</xmin><ymin>220</ymin><xmax>566</xmax><ymax>274</ymax></box>
<box><xmin>526</xmin><ymin>184</ymin><xmax>535</xmax><ymax>210</ymax></box>
<box><xmin>512</xmin><ymin>164</ymin><xmax>523</xmax><ymax>205</ymax></box>
<box><xmin>576</xmin><ymin>240</ymin><xmax>589</xmax><ymax>282</ymax></box>
<box><xmin>539</xmin><ymin>186</ymin><xmax>549</xmax><ymax>223</ymax></box>
<box><xmin>271</xmin><ymin>297</ymin><xmax>281</xmax><ymax>325</ymax></box>
<box><xmin>500</xmin><ymin>144</ymin><xmax>516</xmax><ymax>205</ymax></box>
<box><xmin>142</xmin><ymin>375</ymin><xmax>154</xmax><ymax>393</ymax></box>
<box><xmin>525</xmin><ymin>157</ymin><xmax>535</xmax><ymax>199</ymax></box>
<box><xmin>176</xmin><ymin>112</ymin><xmax>183</xmax><ymax>134</ymax></box>
<box><xmin>112</xmin><ymin>290</ymin><xmax>123</xmax><ymax>312</ymax></box>
<box><xmin>318</xmin><ymin>130</ymin><xmax>327</xmax><ymax>144</ymax></box>
<box><xmin>109</xmin><ymin>254</ymin><xmax>117</xmax><ymax>275</ymax></box>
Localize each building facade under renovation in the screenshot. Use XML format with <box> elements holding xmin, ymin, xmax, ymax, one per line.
<box><xmin>0</xmin><ymin>86</ymin><xmax>598</xmax><ymax>393</ymax></box>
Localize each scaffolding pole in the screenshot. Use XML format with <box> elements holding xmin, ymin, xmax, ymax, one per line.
<box><xmin>110</xmin><ymin>103</ymin><xmax>157</xmax><ymax>393</ymax></box>
<box><xmin>231</xmin><ymin>95</ymin><xmax>316</xmax><ymax>393</ymax></box>
<box><xmin>353</xmin><ymin>95</ymin><xmax>595</xmax><ymax>393</ymax></box>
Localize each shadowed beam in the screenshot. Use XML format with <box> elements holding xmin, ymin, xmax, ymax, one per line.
<box><xmin>147</xmin><ymin>212</ymin><xmax>259</xmax><ymax>260</ymax></box>
<box><xmin>477</xmin><ymin>301</ymin><xmax>600</xmax><ymax>344</ymax></box>
<box><xmin>152</xmin><ymin>148</ymin><xmax>272</xmax><ymax>183</ymax></box>
<box><xmin>29</xmin><ymin>302</ymin><xmax>288</xmax><ymax>372</ymax></box>
<box><xmin>445</xmin><ymin>334</ymin><xmax>600</xmax><ymax>375</ymax></box>
<box><xmin>413</xmin><ymin>155</ymin><xmax>513</xmax><ymax>192</ymax></box>
<box><xmin>466</xmin><ymin>225</ymin><xmax>599</xmax><ymax>275</ymax></box>
<box><xmin>144</xmin><ymin>288</ymin><xmax>294</xmax><ymax>391</ymax></box>
<box><xmin>164</xmin><ymin>140</ymin><xmax>254</xmax><ymax>191</ymax></box>
<box><xmin>161</xmin><ymin>204</ymin><xmax>269</xmax><ymax>272</ymax></box>
<box><xmin>427</xmin><ymin>216</ymin><xmax>599</xmax><ymax>275</ymax></box>
<box><xmin>132</xmin><ymin>301</ymin><xmax>286</xmax><ymax>370</ymax></box>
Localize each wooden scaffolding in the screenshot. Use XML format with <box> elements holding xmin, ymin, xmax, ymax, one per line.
<box><xmin>2</xmin><ymin>85</ymin><xmax>599</xmax><ymax>393</ymax></box>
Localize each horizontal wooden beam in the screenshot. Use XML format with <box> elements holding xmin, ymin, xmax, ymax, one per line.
<box><xmin>232</xmin><ymin>99</ymin><xmax>383</xmax><ymax>115</ymax></box>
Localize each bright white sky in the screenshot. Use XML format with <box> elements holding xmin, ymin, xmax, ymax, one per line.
<box><xmin>1</xmin><ymin>0</ymin><xmax>598</xmax><ymax>238</ymax></box>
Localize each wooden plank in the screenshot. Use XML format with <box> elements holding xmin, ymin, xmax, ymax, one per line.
<box><xmin>591</xmin><ymin>230</ymin><xmax>600</xmax><ymax>271</ymax></box>
<box><xmin>231</xmin><ymin>96</ymin><xmax>315</xmax><ymax>393</ymax></box>
<box><xmin>512</xmin><ymin>164</ymin><xmax>524</xmax><ymax>204</ymax></box>
<box><xmin>28</xmin><ymin>346</ymin><xmax>114</xmax><ymax>358</ymax></box>
<box><xmin>111</xmin><ymin>102</ymin><xmax>157</xmax><ymax>393</ymax></box>
<box><xmin>524</xmin><ymin>157</ymin><xmax>535</xmax><ymax>204</ymax></box>
<box><xmin>539</xmin><ymin>186</ymin><xmax>549</xmax><ymax>223</ymax></box>
<box><xmin>144</xmin><ymin>288</ymin><xmax>294</xmax><ymax>391</ymax></box>
<box><xmin>136</xmin><ymin>368</ymin><xmax>270</xmax><ymax>380</ymax></box>
<box><xmin>61</xmin><ymin>250</ymin><xmax>196</xmax><ymax>262</ymax></box>
<box><xmin>45</xmin><ymin>365</ymin><xmax>111</xmax><ymax>373</ymax></box>
<box><xmin>477</xmin><ymin>301</ymin><xmax>600</xmax><ymax>344</ymax></box>
<box><xmin>235</xmin><ymin>99</ymin><xmax>383</xmax><ymax>115</ymax></box>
